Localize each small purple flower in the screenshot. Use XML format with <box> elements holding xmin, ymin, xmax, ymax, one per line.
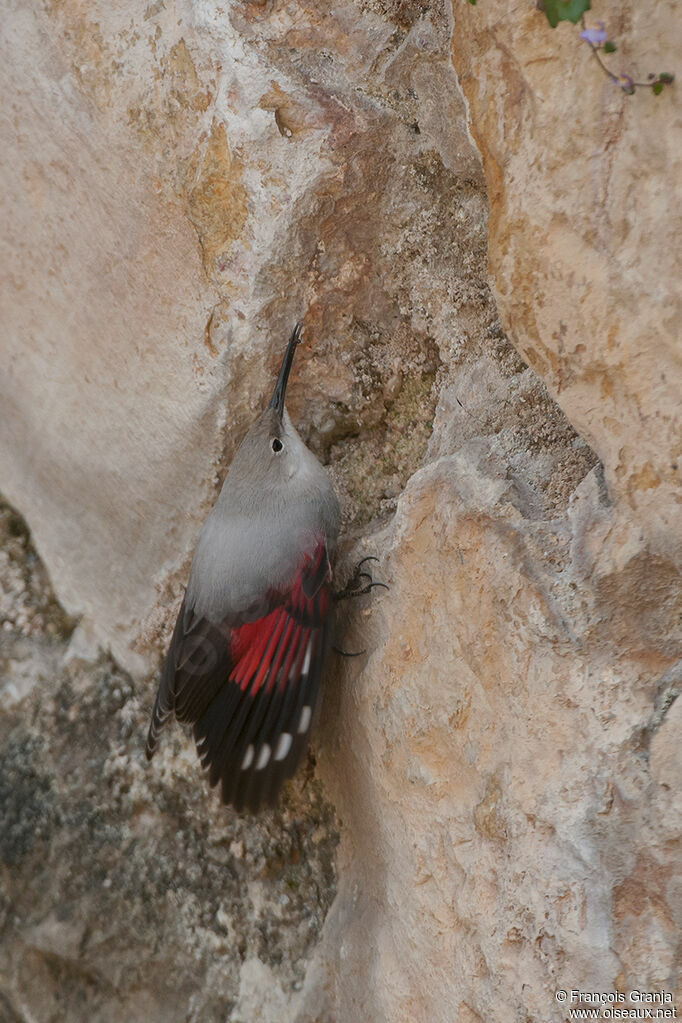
<box><xmin>580</xmin><ymin>22</ymin><xmax>608</xmax><ymax>46</ymax></box>
<box><xmin>616</xmin><ymin>72</ymin><xmax>635</xmax><ymax>94</ymax></box>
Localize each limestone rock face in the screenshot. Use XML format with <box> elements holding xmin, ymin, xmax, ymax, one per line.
<box><xmin>1</xmin><ymin>0</ymin><xmax>681</xmax><ymax>1022</ymax></box>
<box><xmin>1</xmin><ymin>0</ymin><xmax>486</xmax><ymax>674</ymax></box>
<box><xmin>311</xmin><ymin>458</ymin><xmax>681</xmax><ymax>1022</ymax></box>
<box><xmin>450</xmin><ymin>0</ymin><xmax>682</xmax><ymax>559</ymax></box>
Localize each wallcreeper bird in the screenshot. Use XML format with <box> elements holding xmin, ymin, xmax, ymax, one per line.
<box><xmin>146</xmin><ymin>324</ymin><xmax>341</xmax><ymax>812</ymax></box>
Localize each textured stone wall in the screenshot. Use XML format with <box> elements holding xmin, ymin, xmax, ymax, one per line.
<box><xmin>450</xmin><ymin>0</ymin><xmax>681</xmax><ymax>561</ymax></box>
<box><xmin>1</xmin><ymin>0</ymin><xmax>680</xmax><ymax>1021</ymax></box>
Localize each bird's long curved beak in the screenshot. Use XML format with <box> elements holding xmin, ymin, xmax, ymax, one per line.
<box><xmin>269</xmin><ymin>322</ymin><xmax>303</xmax><ymax>419</ymax></box>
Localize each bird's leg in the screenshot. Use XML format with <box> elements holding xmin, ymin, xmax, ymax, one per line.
<box><xmin>333</xmin><ymin>557</ymin><xmax>388</xmax><ymax>655</ymax></box>
<box><xmin>334</xmin><ymin>555</ymin><xmax>389</xmax><ymax>603</ymax></box>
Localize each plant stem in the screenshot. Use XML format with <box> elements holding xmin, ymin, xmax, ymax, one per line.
<box><xmin>579</xmin><ymin>14</ymin><xmax>663</xmax><ymax>89</ymax></box>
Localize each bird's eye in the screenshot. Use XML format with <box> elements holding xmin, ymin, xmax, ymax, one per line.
<box><xmin>271</xmin><ymin>438</ymin><xmax>283</xmax><ymax>453</ymax></box>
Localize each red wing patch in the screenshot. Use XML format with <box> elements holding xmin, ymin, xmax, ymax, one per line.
<box><xmin>145</xmin><ymin>540</ymin><xmax>333</xmax><ymax>812</ymax></box>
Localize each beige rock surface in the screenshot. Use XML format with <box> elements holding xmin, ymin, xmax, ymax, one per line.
<box><xmin>1</xmin><ymin>0</ymin><xmax>680</xmax><ymax>1021</ymax></box>
<box><xmin>1</xmin><ymin>0</ymin><xmax>489</xmax><ymax>674</ymax></box>
<box><xmin>311</xmin><ymin>457</ymin><xmax>681</xmax><ymax>1022</ymax></box>
<box><xmin>451</xmin><ymin>0</ymin><xmax>682</xmax><ymax>558</ymax></box>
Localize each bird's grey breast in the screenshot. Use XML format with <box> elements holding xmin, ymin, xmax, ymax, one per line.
<box><xmin>186</xmin><ymin>497</ymin><xmax>337</xmax><ymax>622</ymax></box>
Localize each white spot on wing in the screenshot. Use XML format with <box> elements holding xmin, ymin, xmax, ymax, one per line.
<box><xmin>241</xmin><ymin>744</ymin><xmax>254</xmax><ymax>770</ymax></box>
<box><xmin>255</xmin><ymin>744</ymin><xmax>271</xmax><ymax>770</ymax></box>
<box><xmin>298</xmin><ymin>705</ymin><xmax>312</xmax><ymax>734</ymax></box>
<box><xmin>274</xmin><ymin>733</ymin><xmax>292</xmax><ymax>761</ymax></box>
<box><xmin>302</xmin><ymin>640</ymin><xmax>312</xmax><ymax>677</ymax></box>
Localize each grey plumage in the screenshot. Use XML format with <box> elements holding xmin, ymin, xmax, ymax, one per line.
<box><xmin>188</xmin><ymin>408</ymin><xmax>340</xmax><ymax>622</ymax></box>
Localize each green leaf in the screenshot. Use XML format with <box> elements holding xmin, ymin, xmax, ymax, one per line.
<box><xmin>603</xmin><ymin>41</ymin><xmax>616</xmax><ymax>54</ymax></box>
<box><xmin>658</xmin><ymin>73</ymin><xmax>674</xmax><ymax>84</ymax></box>
<box><xmin>543</xmin><ymin>0</ymin><xmax>590</xmax><ymax>28</ymax></box>
<box><xmin>652</xmin><ymin>82</ymin><xmax>664</xmax><ymax>95</ymax></box>
<box><xmin>468</xmin><ymin>0</ymin><xmax>477</xmax><ymax>5</ymax></box>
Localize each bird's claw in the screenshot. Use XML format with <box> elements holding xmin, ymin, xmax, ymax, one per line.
<box><xmin>333</xmin><ymin>645</ymin><xmax>367</xmax><ymax>657</ymax></box>
<box><xmin>334</xmin><ymin>557</ymin><xmax>388</xmax><ymax>602</ymax></box>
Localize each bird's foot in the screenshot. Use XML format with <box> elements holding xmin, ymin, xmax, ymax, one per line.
<box><xmin>334</xmin><ymin>555</ymin><xmax>389</xmax><ymax>603</ymax></box>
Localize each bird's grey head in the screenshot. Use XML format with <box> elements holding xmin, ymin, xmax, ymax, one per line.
<box><xmin>219</xmin><ymin>325</ymin><xmax>337</xmax><ymax>522</ymax></box>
